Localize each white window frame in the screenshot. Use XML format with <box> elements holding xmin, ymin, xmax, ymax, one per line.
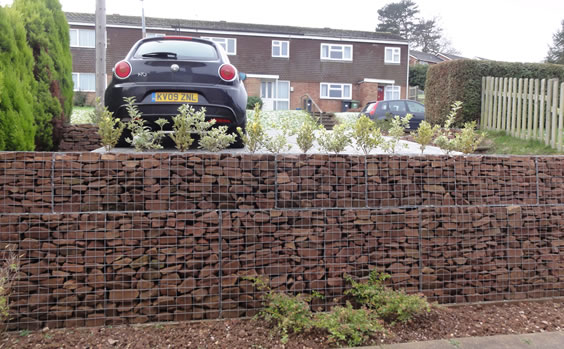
<box><xmin>272</xmin><ymin>40</ymin><xmax>289</xmax><ymax>58</ymax></box>
<box><xmin>146</xmin><ymin>33</ymin><xmax>165</xmax><ymax>38</ymax></box>
<box><xmin>385</xmin><ymin>47</ymin><xmax>401</xmax><ymax>64</ymax></box>
<box><xmin>69</xmin><ymin>28</ymin><xmax>96</xmax><ymax>48</ymax></box>
<box><xmin>201</xmin><ymin>36</ymin><xmax>237</xmax><ymax>55</ymax></box>
<box><xmin>384</xmin><ymin>85</ymin><xmax>401</xmax><ymax>100</ymax></box>
<box><xmin>72</xmin><ymin>72</ymin><xmax>98</xmax><ymax>92</ymax></box>
<box><xmin>320</xmin><ymin>43</ymin><xmax>353</xmax><ymax>61</ymax></box>
<box><xmin>320</xmin><ymin>83</ymin><xmax>352</xmax><ymax>100</ymax></box>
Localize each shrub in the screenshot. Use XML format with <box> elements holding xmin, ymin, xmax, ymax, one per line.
<box><xmin>381</xmin><ymin>114</ymin><xmax>412</xmax><ymax>154</ymax></box>
<box><xmin>409</xmin><ymin>64</ymin><xmax>429</xmax><ymax>90</ymax></box>
<box><xmin>124</xmin><ymin>97</ymin><xmax>168</xmax><ymax>151</ymax></box>
<box><xmin>0</xmin><ymin>6</ymin><xmax>36</xmax><ymax>150</ymax></box>
<box><xmin>13</xmin><ymin>0</ymin><xmax>74</xmax><ymax>150</ymax></box>
<box><xmin>199</xmin><ymin>125</ymin><xmax>236</xmax><ymax>152</ymax></box>
<box><xmin>246</xmin><ymin>96</ymin><xmax>263</xmax><ymax>110</ymax></box>
<box><xmin>295</xmin><ymin>115</ymin><xmax>322</xmax><ymax>153</ymax></box>
<box><xmin>263</xmin><ymin>133</ymin><xmax>290</xmax><ymax>154</ymax></box>
<box><xmin>169</xmin><ymin>104</ymin><xmax>198</xmax><ymax>151</ymax></box>
<box><xmin>246</xmin><ymin>276</ymin><xmax>319</xmax><ymax>344</ymax></box>
<box><xmin>425</xmin><ymin>60</ymin><xmax>564</xmax><ymax>126</ymax></box>
<box><xmin>317</xmin><ymin>123</ymin><xmax>350</xmax><ymax>154</ymax></box>
<box><xmin>314</xmin><ymin>303</ymin><xmax>384</xmax><ymax>347</ymax></box>
<box><xmin>434</xmin><ymin>101</ymin><xmax>463</xmax><ymax>155</ymax></box>
<box><xmin>412</xmin><ymin>120</ymin><xmax>440</xmax><ymax>154</ymax></box>
<box><xmin>73</xmin><ymin>92</ymin><xmax>89</xmax><ymax>107</ymax></box>
<box><xmin>96</xmin><ymin>99</ymin><xmax>125</xmax><ymax>151</ymax></box>
<box><xmin>0</xmin><ymin>247</ymin><xmax>19</xmax><ymax>326</ymax></box>
<box><xmin>351</xmin><ymin>114</ymin><xmax>385</xmax><ymax>155</ymax></box>
<box><xmin>345</xmin><ymin>271</ymin><xmax>431</xmax><ymax>324</ymax></box>
<box><xmin>237</xmin><ymin>103</ymin><xmax>265</xmax><ymax>153</ymax></box>
<box><xmin>452</xmin><ymin>121</ymin><xmax>485</xmax><ymax>154</ymax></box>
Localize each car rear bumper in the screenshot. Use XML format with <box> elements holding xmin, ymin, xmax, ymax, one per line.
<box><xmin>105</xmin><ymin>81</ymin><xmax>247</xmax><ymax>130</ymax></box>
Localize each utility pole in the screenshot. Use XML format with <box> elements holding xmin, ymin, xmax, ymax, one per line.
<box><xmin>95</xmin><ymin>0</ymin><xmax>106</xmax><ymax>105</ymax></box>
<box><xmin>141</xmin><ymin>0</ymin><xmax>146</xmax><ymax>38</ymax></box>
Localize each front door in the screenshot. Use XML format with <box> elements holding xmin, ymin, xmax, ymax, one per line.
<box><xmin>261</xmin><ymin>80</ymin><xmax>290</xmax><ymax>111</ymax></box>
<box><xmin>377</xmin><ymin>86</ymin><xmax>384</xmax><ymax>101</ymax></box>
<box><xmin>260</xmin><ymin>80</ymin><xmax>276</xmax><ymax>111</ymax></box>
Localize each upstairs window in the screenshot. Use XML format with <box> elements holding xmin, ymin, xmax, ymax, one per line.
<box><xmin>320</xmin><ymin>83</ymin><xmax>352</xmax><ymax>99</ymax></box>
<box><xmin>272</xmin><ymin>40</ymin><xmax>289</xmax><ymax>58</ymax></box>
<box><xmin>385</xmin><ymin>47</ymin><xmax>401</xmax><ymax>64</ymax></box>
<box><xmin>201</xmin><ymin>36</ymin><xmax>236</xmax><ymax>55</ymax></box>
<box><xmin>321</xmin><ymin>44</ymin><xmax>352</xmax><ymax>61</ymax></box>
<box><xmin>70</xmin><ymin>29</ymin><xmax>95</xmax><ymax>48</ymax></box>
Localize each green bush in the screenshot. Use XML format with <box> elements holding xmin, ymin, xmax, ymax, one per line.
<box><xmin>246</xmin><ymin>276</ymin><xmax>319</xmax><ymax>344</ymax></box>
<box><xmin>425</xmin><ymin>60</ymin><xmax>564</xmax><ymax>126</ymax></box>
<box><xmin>13</xmin><ymin>0</ymin><xmax>74</xmax><ymax>150</ymax></box>
<box><xmin>0</xmin><ymin>6</ymin><xmax>36</xmax><ymax>150</ymax></box>
<box><xmin>95</xmin><ymin>98</ymin><xmax>125</xmax><ymax>151</ymax></box>
<box><xmin>314</xmin><ymin>303</ymin><xmax>384</xmax><ymax>347</ymax></box>
<box><xmin>345</xmin><ymin>271</ymin><xmax>431</xmax><ymax>324</ymax></box>
<box><xmin>246</xmin><ymin>96</ymin><xmax>263</xmax><ymax>110</ymax></box>
<box><xmin>409</xmin><ymin>64</ymin><xmax>428</xmax><ymax>90</ymax></box>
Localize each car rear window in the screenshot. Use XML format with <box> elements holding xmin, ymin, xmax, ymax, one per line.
<box><xmin>134</xmin><ymin>40</ymin><xmax>218</xmax><ymax>60</ymax></box>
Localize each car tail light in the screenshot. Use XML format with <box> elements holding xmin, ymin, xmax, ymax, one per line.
<box><xmin>114</xmin><ymin>61</ymin><xmax>132</xmax><ymax>79</ymax></box>
<box><xmin>211</xmin><ymin>118</ymin><xmax>232</xmax><ymax>124</ymax></box>
<box><xmin>369</xmin><ymin>102</ymin><xmax>379</xmax><ymax>116</ymax></box>
<box><xmin>218</xmin><ymin>64</ymin><xmax>237</xmax><ymax>82</ymax></box>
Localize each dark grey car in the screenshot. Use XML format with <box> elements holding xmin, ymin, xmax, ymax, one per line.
<box><xmin>360</xmin><ymin>99</ymin><xmax>425</xmax><ymax>130</ymax></box>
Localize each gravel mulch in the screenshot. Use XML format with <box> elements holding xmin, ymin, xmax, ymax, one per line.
<box><xmin>1</xmin><ymin>300</ymin><xmax>563</xmax><ymax>349</ymax></box>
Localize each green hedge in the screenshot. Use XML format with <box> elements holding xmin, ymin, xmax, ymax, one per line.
<box><xmin>0</xmin><ymin>6</ymin><xmax>36</xmax><ymax>150</ymax></box>
<box><xmin>425</xmin><ymin>60</ymin><xmax>564</xmax><ymax>126</ymax></box>
<box><xmin>13</xmin><ymin>0</ymin><xmax>74</xmax><ymax>150</ymax></box>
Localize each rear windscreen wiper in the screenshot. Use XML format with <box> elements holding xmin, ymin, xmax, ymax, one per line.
<box><xmin>141</xmin><ymin>52</ymin><xmax>178</xmax><ymax>59</ymax></box>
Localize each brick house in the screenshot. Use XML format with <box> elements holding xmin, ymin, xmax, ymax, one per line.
<box><xmin>409</xmin><ymin>50</ymin><xmax>467</xmax><ymax>66</ymax></box>
<box><xmin>66</xmin><ymin>12</ymin><xmax>409</xmax><ymax>112</ymax></box>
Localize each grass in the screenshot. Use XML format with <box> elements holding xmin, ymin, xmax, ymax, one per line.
<box><xmin>71</xmin><ymin>106</ymin><xmax>95</xmax><ymax>124</ymax></box>
<box><xmin>483</xmin><ymin>131</ymin><xmax>564</xmax><ymax>155</ymax></box>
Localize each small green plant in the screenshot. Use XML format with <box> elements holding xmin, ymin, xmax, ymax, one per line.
<box><xmin>351</xmin><ymin>115</ymin><xmax>385</xmax><ymax>155</ymax></box>
<box><xmin>412</xmin><ymin>120</ymin><xmax>440</xmax><ymax>154</ymax></box>
<box><xmin>124</xmin><ymin>97</ymin><xmax>168</xmax><ymax>151</ymax></box>
<box><xmin>245</xmin><ymin>276</ymin><xmax>321</xmax><ymax>344</ymax></box>
<box><xmin>169</xmin><ymin>104</ymin><xmax>197</xmax><ymax>151</ymax></box>
<box><xmin>295</xmin><ymin>119</ymin><xmax>321</xmax><ymax>154</ymax></box>
<box><xmin>381</xmin><ymin>114</ymin><xmax>412</xmax><ymax>154</ymax></box>
<box><xmin>345</xmin><ymin>271</ymin><xmax>431</xmax><ymax>324</ymax></box>
<box><xmin>199</xmin><ymin>125</ymin><xmax>236</xmax><ymax>152</ymax></box>
<box><xmin>434</xmin><ymin>101</ymin><xmax>462</xmax><ymax>155</ymax></box>
<box><xmin>317</xmin><ymin>123</ymin><xmax>351</xmax><ymax>154</ymax></box>
<box><xmin>449</xmin><ymin>339</ymin><xmax>461</xmax><ymax>348</ymax></box>
<box><xmin>452</xmin><ymin>121</ymin><xmax>485</xmax><ymax>154</ymax></box>
<box><xmin>19</xmin><ymin>329</ymin><xmax>30</xmax><ymax>337</ymax></box>
<box><xmin>314</xmin><ymin>302</ymin><xmax>384</xmax><ymax>347</ymax></box>
<box><xmin>96</xmin><ymin>99</ymin><xmax>125</xmax><ymax>151</ymax></box>
<box><xmin>263</xmin><ymin>133</ymin><xmax>291</xmax><ymax>154</ymax></box>
<box><xmin>0</xmin><ymin>249</ymin><xmax>19</xmax><ymax>326</ymax></box>
<box><xmin>238</xmin><ymin>103</ymin><xmax>266</xmax><ymax>153</ymax></box>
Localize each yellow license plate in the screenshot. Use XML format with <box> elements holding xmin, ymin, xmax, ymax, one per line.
<box><xmin>151</xmin><ymin>92</ymin><xmax>198</xmax><ymax>103</ymax></box>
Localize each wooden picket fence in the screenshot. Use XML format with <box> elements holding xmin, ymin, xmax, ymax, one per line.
<box><xmin>481</xmin><ymin>76</ymin><xmax>564</xmax><ymax>151</ymax></box>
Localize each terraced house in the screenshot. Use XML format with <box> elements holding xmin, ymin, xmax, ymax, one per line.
<box><xmin>66</xmin><ymin>12</ymin><xmax>409</xmax><ymax>113</ymax></box>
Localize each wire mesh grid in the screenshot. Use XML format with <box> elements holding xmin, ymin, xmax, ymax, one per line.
<box><xmin>0</xmin><ymin>153</ymin><xmax>563</xmax><ymax>330</ymax></box>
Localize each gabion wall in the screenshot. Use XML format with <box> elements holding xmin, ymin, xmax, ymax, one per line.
<box><xmin>0</xmin><ymin>152</ymin><xmax>563</xmax><ymax>330</ymax></box>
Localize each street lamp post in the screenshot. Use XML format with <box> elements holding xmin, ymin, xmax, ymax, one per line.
<box><xmin>141</xmin><ymin>0</ymin><xmax>146</xmax><ymax>38</ymax></box>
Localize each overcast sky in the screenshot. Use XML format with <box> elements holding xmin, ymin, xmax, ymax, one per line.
<box><xmin>1</xmin><ymin>0</ymin><xmax>562</xmax><ymax>62</ymax></box>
